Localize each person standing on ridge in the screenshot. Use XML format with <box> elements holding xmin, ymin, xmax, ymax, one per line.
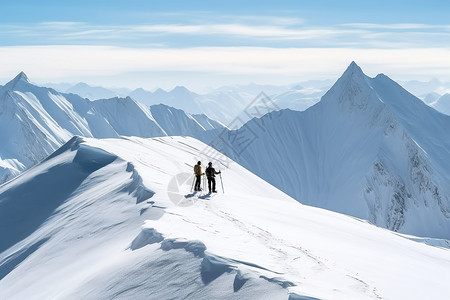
<box><xmin>205</xmin><ymin>162</ymin><xmax>221</xmax><ymax>193</ymax></box>
<box><xmin>194</xmin><ymin>161</ymin><xmax>203</xmax><ymax>191</ymax></box>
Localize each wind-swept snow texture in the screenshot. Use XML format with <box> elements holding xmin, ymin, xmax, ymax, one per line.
<box><xmin>0</xmin><ymin>74</ymin><xmax>222</xmax><ymax>184</ymax></box>
<box><xmin>1</xmin><ymin>136</ymin><xmax>450</xmax><ymax>299</ymax></box>
<box><xmin>202</xmin><ymin>62</ymin><xmax>450</xmax><ymax>240</ymax></box>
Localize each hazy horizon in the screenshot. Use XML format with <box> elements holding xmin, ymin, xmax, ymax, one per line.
<box><xmin>1</xmin><ymin>1</ymin><xmax>450</xmax><ymax>91</ymax></box>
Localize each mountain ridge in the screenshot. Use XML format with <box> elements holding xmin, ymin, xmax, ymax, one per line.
<box><xmin>198</xmin><ymin>62</ymin><xmax>450</xmax><ymax>239</ymax></box>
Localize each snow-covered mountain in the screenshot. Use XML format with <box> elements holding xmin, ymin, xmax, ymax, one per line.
<box><xmin>91</xmin><ymin>97</ymin><xmax>166</xmax><ymax>138</ymax></box>
<box><xmin>129</xmin><ymin>86</ymin><xmax>204</xmax><ymax>114</ymax></box>
<box><xmin>0</xmin><ymin>72</ymin><xmax>97</xmax><ymax>183</ymax></box>
<box><xmin>429</xmin><ymin>93</ymin><xmax>450</xmax><ymax>115</ymax></box>
<box><xmin>1</xmin><ymin>136</ymin><xmax>450</xmax><ymax>299</ymax></box>
<box><xmin>66</xmin><ymin>82</ymin><xmax>125</xmax><ymax>100</ymax></box>
<box><xmin>149</xmin><ymin>104</ymin><xmax>225</xmax><ymax>136</ymax></box>
<box><xmin>0</xmin><ymin>74</ymin><xmax>222</xmax><ymax>184</ymax></box>
<box><xmin>201</xmin><ymin>62</ymin><xmax>450</xmax><ymax>240</ymax></box>
<box><xmin>421</xmin><ymin>92</ymin><xmax>441</xmax><ymax>104</ymax></box>
<box><xmin>44</xmin><ymin>80</ymin><xmax>329</xmax><ymax>125</ymax></box>
<box><xmin>129</xmin><ymin>86</ymin><xmax>247</xmax><ymax>123</ymax></box>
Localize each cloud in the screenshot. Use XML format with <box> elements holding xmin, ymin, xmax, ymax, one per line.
<box><xmin>1</xmin><ymin>19</ymin><xmax>449</xmax><ymax>49</ymax></box>
<box><xmin>342</xmin><ymin>23</ymin><xmax>450</xmax><ymax>30</ymax></box>
<box><xmin>1</xmin><ymin>22</ymin><xmax>359</xmax><ymax>41</ymax></box>
<box><xmin>1</xmin><ymin>46</ymin><xmax>450</xmax><ymax>85</ymax></box>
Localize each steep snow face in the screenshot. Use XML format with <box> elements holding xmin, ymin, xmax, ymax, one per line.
<box><xmin>191</xmin><ymin>113</ymin><xmax>226</xmax><ymax>130</ymax></box>
<box><xmin>0</xmin><ymin>73</ymin><xmax>95</xmax><ymax>182</ymax></box>
<box><xmin>202</xmin><ymin>62</ymin><xmax>450</xmax><ymax>239</ymax></box>
<box><xmin>1</xmin><ymin>136</ymin><xmax>450</xmax><ymax>300</ymax></box>
<box><xmin>92</xmin><ymin>97</ymin><xmax>167</xmax><ymax>137</ymax></box>
<box><xmin>149</xmin><ymin>104</ymin><xmax>224</xmax><ymax>136</ymax></box>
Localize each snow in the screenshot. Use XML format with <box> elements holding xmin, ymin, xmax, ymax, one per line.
<box><xmin>91</xmin><ymin>97</ymin><xmax>166</xmax><ymax>137</ymax></box>
<box><xmin>1</xmin><ymin>136</ymin><xmax>450</xmax><ymax>299</ymax></box>
<box><xmin>150</xmin><ymin>104</ymin><xmax>209</xmax><ymax>135</ymax></box>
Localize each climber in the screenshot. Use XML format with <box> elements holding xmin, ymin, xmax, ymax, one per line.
<box><xmin>193</xmin><ymin>161</ymin><xmax>203</xmax><ymax>191</ymax></box>
<box><xmin>205</xmin><ymin>162</ymin><xmax>221</xmax><ymax>193</ymax></box>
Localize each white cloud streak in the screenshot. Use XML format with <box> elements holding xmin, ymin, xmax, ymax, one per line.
<box><xmin>2</xmin><ymin>22</ymin><xmax>363</xmax><ymax>41</ymax></box>
<box><xmin>1</xmin><ymin>46</ymin><xmax>450</xmax><ymax>85</ymax></box>
<box><xmin>343</xmin><ymin>23</ymin><xmax>450</xmax><ymax>30</ymax></box>
<box><xmin>1</xmin><ymin>20</ymin><xmax>450</xmax><ymax>48</ymax></box>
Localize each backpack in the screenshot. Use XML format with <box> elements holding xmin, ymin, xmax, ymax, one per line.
<box><xmin>194</xmin><ymin>165</ymin><xmax>201</xmax><ymax>175</ymax></box>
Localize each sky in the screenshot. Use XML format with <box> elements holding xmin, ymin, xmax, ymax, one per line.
<box><xmin>1</xmin><ymin>0</ymin><xmax>450</xmax><ymax>91</ymax></box>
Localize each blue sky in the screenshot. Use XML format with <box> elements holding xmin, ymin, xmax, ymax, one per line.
<box><xmin>1</xmin><ymin>0</ymin><xmax>450</xmax><ymax>90</ymax></box>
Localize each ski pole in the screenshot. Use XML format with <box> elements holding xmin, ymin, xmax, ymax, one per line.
<box><xmin>203</xmin><ymin>173</ymin><xmax>206</xmax><ymax>193</ymax></box>
<box><xmin>219</xmin><ymin>172</ymin><xmax>224</xmax><ymax>194</ymax></box>
<box><xmin>190</xmin><ymin>174</ymin><xmax>195</xmax><ymax>192</ymax></box>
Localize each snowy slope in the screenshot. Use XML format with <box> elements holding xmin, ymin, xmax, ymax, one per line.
<box><xmin>91</xmin><ymin>97</ymin><xmax>166</xmax><ymax>137</ymax></box>
<box><xmin>1</xmin><ymin>136</ymin><xmax>450</xmax><ymax>300</ymax></box>
<box><xmin>199</xmin><ymin>62</ymin><xmax>450</xmax><ymax>240</ymax></box>
<box><xmin>191</xmin><ymin>113</ymin><xmax>227</xmax><ymax>130</ymax></box>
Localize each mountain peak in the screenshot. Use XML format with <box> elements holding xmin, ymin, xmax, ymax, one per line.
<box><xmin>15</xmin><ymin>71</ymin><xmax>29</xmax><ymax>82</ymax></box>
<box><xmin>320</xmin><ymin>61</ymin><xmax>382</xmax><ymax>111</ymax></box>
<box><xmin>343</xmin><ymin>61</ymin><xmax>364</xmax><ymax>77</ymax></box>
<box><xmin>153</xmin><ymin>88</ymin><xmax>167</xmax><ymax>95</ymax></box>
<box><xmin>171</xmin><ymin>86</ymin><xmax>190</xmax><ymax>94</ymax></box>
<box><xmin>335</xmin><ymin>61</ymin><xmax>369</xmax><ymax>89</ymax></box>
<box><xmin>5</xmin><ymin>72</ymin><xmax>30</xmax><ymax>89</ymax></box>
<box><xmin>72</xmin><ymin>82</ymin><xmax>90</xmax><ymax>88</ymax></box>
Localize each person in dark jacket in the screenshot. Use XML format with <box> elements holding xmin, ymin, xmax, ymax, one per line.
<box><xmin>205</xmin><ymin>162</ymin><xmax>221</xmax><ymax>193</ymax></box>
<box><xmin>194</xmin><ymin>161</ymin><xmax>203</xmax><ymax>191</ymax></box>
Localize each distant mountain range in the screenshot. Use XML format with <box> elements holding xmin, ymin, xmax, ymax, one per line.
<box><xmin>0</xmin><ymin>73</ymin><xmax>223</xmax><ymax>183</ymax></box>
<box><xmin>45</xmin><ymin>77</ymin><xmax>450</xmax><ymax>123</ymax></box>
<box><xmin>45</xmin><ymin>80</ymin><xmax>332</xmax><ymax>124</ymax></box>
